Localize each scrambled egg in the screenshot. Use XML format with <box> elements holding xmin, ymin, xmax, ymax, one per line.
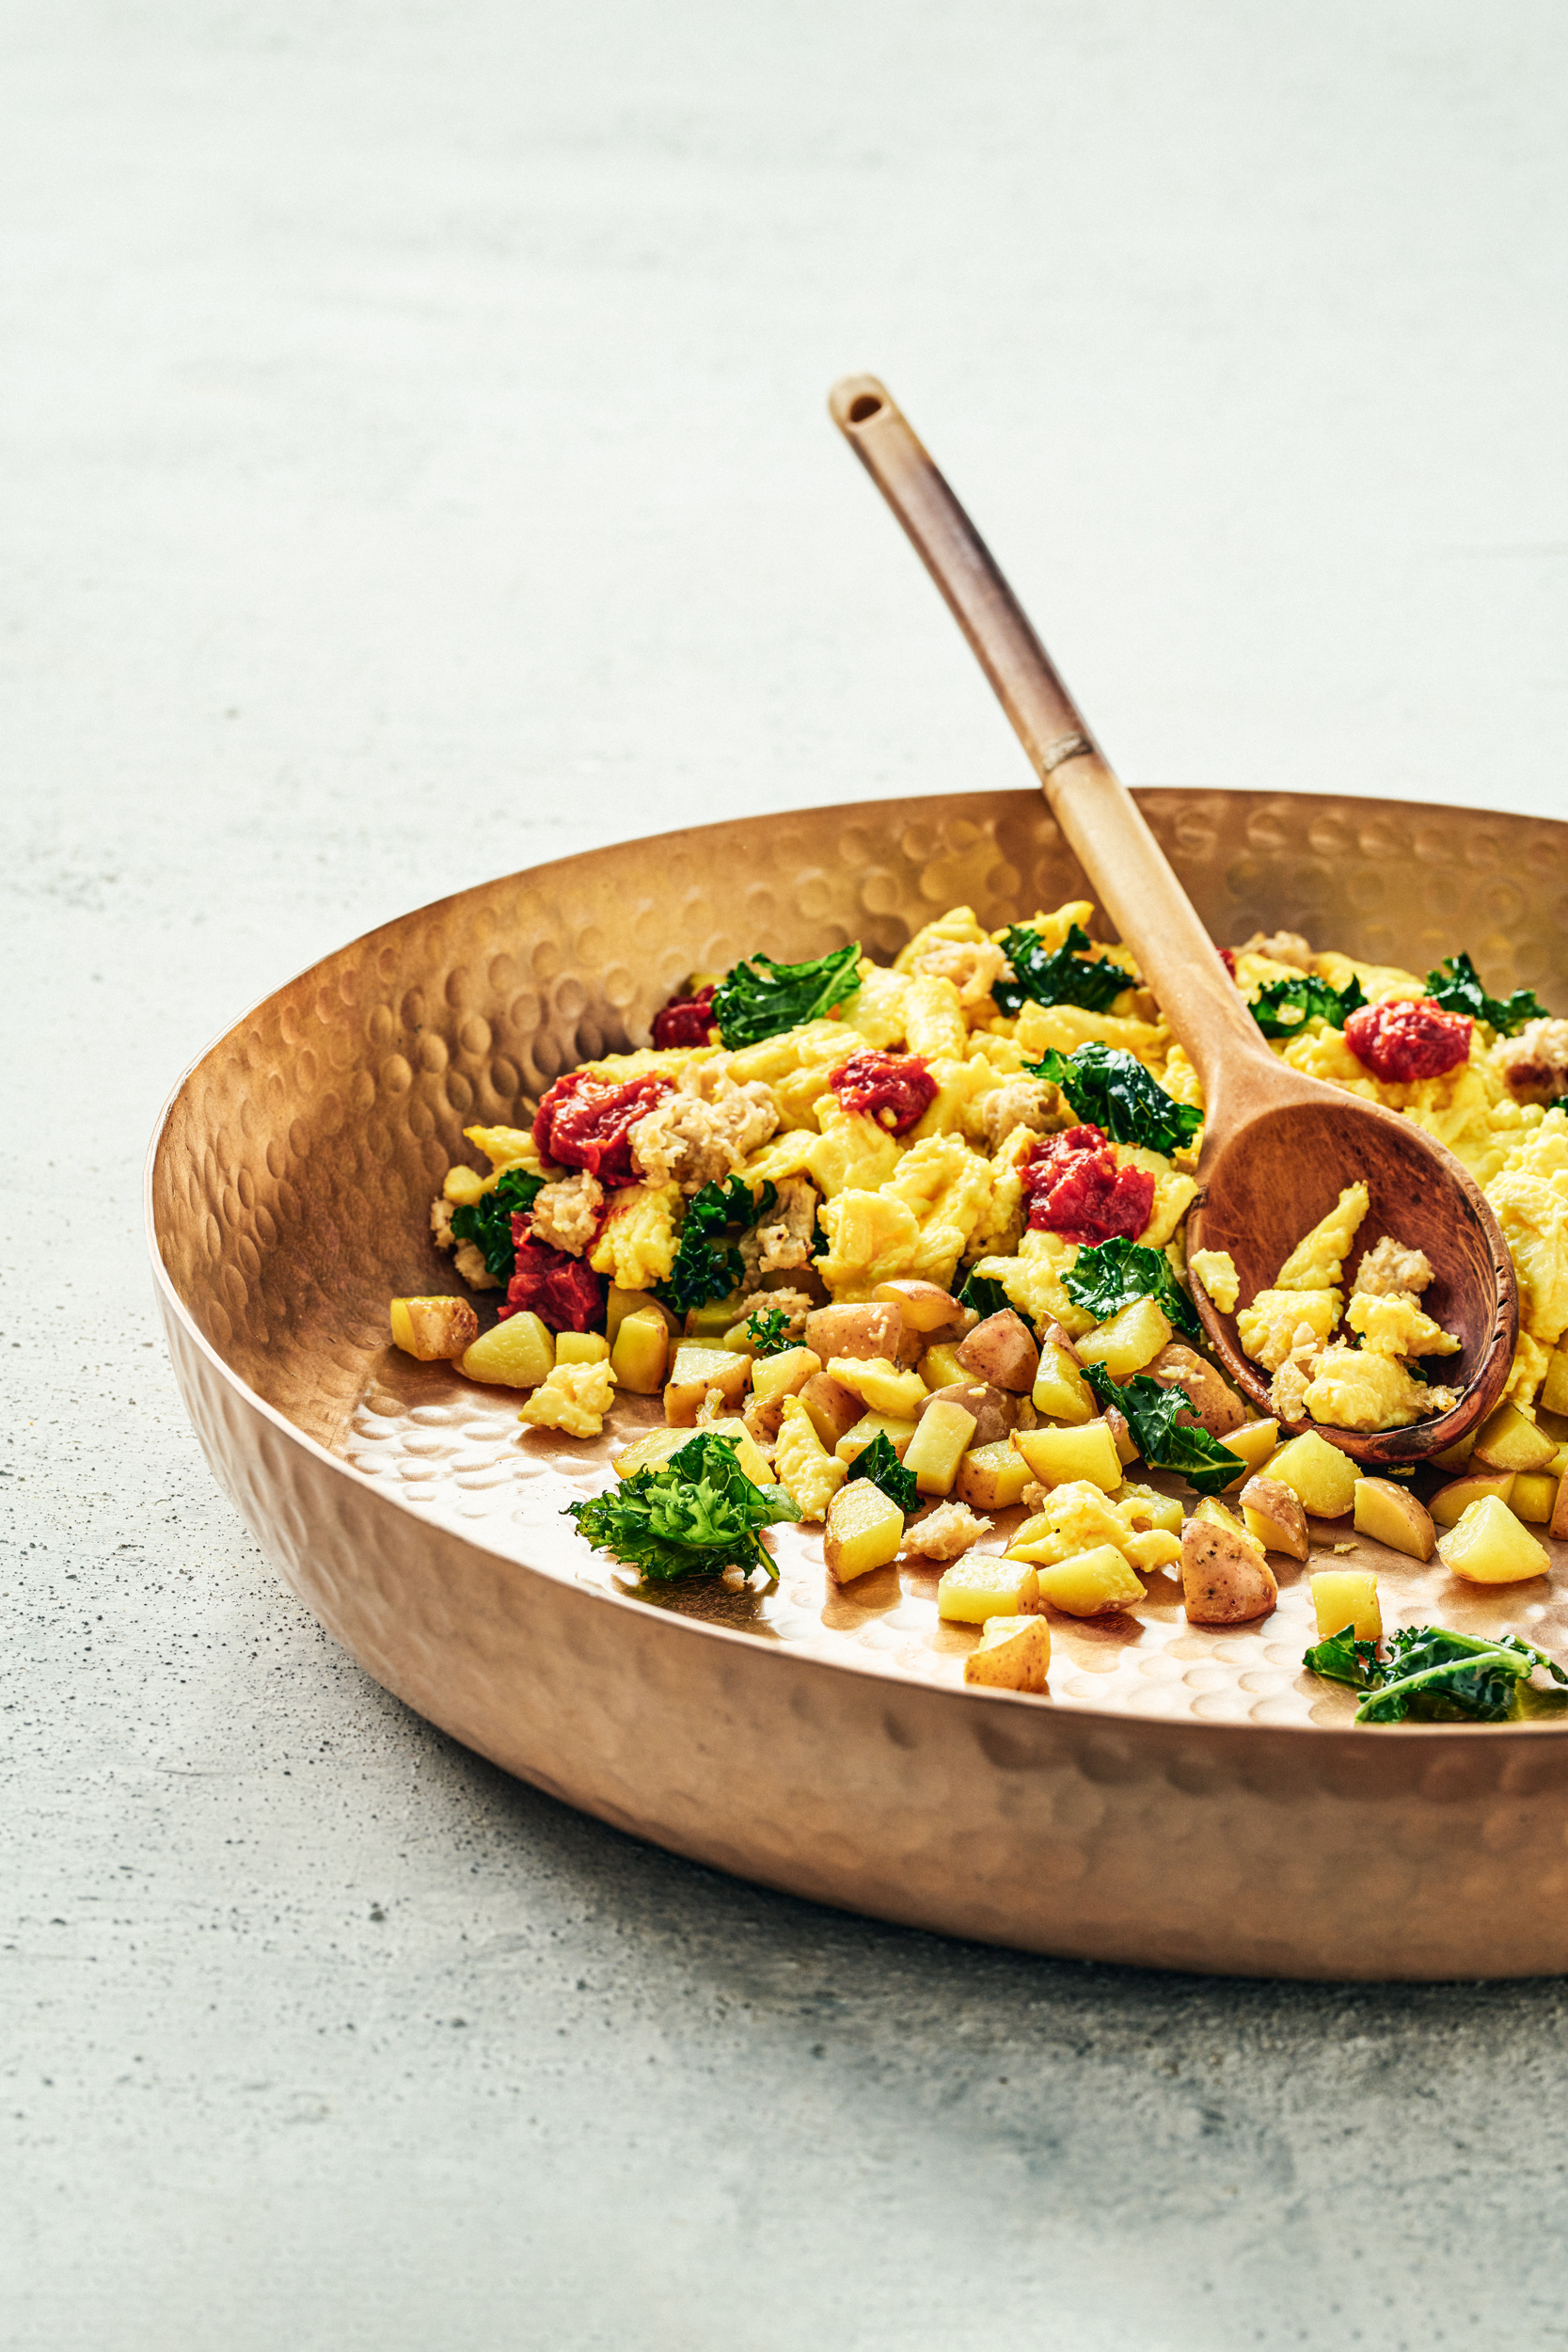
<box><xmin>1300</xmin><ymin>1345</ymin><xmax>1437</xmax><ymax>1434</ymax></box>
<box><xmin>816</xmin><ymin>1133</ymin><xmax>992</xmax><ymax>1298</ymax></box>
<box><xmin>1275</xmin><ymin>1184</ymin><xmax>1368</xmax><ymax>1290</ymax></box>
<box><xmin>1189</xmin><ymin>1248</ymin><xmax>1239</xmax><ymax>1314</ymax></box>
<box><xmin>588</xmin><ymin>1183</ymin><xmax>682</xmax><ymax>1290</ymax></box>
<box><xmin>518</xmin><ymin>1360</ymin><xmax>617</xmax><ymax>1438</ymax></box>
<box><xmin>1236</xmin><ymin>1287</ymin><xmax>1342</xmax><ymax>1372</ymax></box>
<box><xmin>772</xmin><ymin>1397</ymin><xmax>847</xmax><ymax>1518</ymax></box>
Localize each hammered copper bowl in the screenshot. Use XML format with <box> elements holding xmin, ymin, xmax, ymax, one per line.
<box><xmin>148</xmin><ymin>788</ymin><xmax>1568</xmax><ymax>1980</ymax></box>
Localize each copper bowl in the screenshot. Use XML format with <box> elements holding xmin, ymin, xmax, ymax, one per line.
<box><xmin>147</xmin><ymin>787</ymin><xmax>1568</xmax><ymax>1979</ymax></box>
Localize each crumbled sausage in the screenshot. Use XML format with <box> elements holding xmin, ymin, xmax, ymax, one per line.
<box><xmin>908</xmin><ymin>937</ymin><xmax>1009</xmax><ymax>1009</ymax></box>
<box><xmin>529</xmin><ymin>1170</ymin><xmax>605</xmax><ymax>1257</ymax></box>
<box><xmin>980</xmin><ymin>1078</ymin><xmax>1057</xmax><ymax>1156</ymax></box>
<box><xmin>902</xmin><ymin>1501</ymin><xmax>994</xmax><ymax>1560</ymax></box>
<box><xmin>1351</xmin><ymin>1235</ymin><xmax>1433</xmax><ymax>1300</ymax></box>
<box><xmin>629</xmin><ymin>1073</ymin><xmax>780</xmax><ymax>1192</ymax></box>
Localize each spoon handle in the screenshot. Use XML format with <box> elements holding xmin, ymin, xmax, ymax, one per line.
<box><xmin>829</xmin><ymin>374</ymin><xmax>1263</xmax><ymax>1104</ymax></box>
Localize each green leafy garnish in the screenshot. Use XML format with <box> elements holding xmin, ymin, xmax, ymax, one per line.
<box><xmin>449</xmin><ymin>1165</ymin><xmax>544</xmax><ymax>1283</ymax></box>
<box><xmin>743</xmin><ymin>1305</ymin><xmax>794</xmax><ymax>1357</ymax></box>
<box><xmin>846</xmin><ymin>1430</ymin><xmax>919</xmax><ymax>1514</ymax></box>
<box><xmin>957</xmin><ymin>1270</ymin><xmax>1034</xmax><ymax>1332</ymax></box>
<box><xmin>1026</xmin><ymin>1042</ymin><xmax>1202</xmax><ymax>1158</ymax></box>
<box><xmin>1304</xmin><ymin>1621</ymin><xmax>1567</xmax><ymax>1724</ymax></box>
<box><xmin>657</xmin><ymin>1176</ymin><xmax>778</xmax><ymax>1319</ymax></box>
<box><xmin>1063</xmin><ymin>1236</ymin><xmax>1201</xmax><ymax>1345</ymax></box>
<box><xmin>1424</xmin><ymin>950</ymin><xmax>1550</xmax><ymax>1038</ymax></box>
<box><xmin>1249</xmin><ymin>972</ymin><xmax>1367</xmax><ymax>1038</ymax></box>
<box><xmin>564</xmin><ymin>1432</ymin><xmax>800</xmax><ymax>1584</ymax></box>
<box><xmin>1082</xmin><ymin>1362</ymin><xmax>1245</xmax><ymax>1495</ymax></box>
<box><xmin>993</xmin><ymin>922</ymin><xmax>1132</xmax><ymax>1019</ymax></box>
<box><xmin>710</xmin><ymin>941</ymin><xmax>863</xmax><ymax>1050</ymax></box>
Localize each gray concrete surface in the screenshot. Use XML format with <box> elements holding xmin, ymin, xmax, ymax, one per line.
<box><xmin>5</xmin><ymin>4</ymin><xmax>1568</xmax><ymax>2345</ymax></box>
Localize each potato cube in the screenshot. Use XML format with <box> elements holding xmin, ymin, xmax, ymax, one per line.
<box><xmin>805</xmin><ymin>1302</ymin><xmax>902</xmax><ymax>1363</ymax></box>
<box><xmin>685</xmin><ymin>1299</ymin><xmax>743</xmax><ymax>1339</ymax></box>
<box><xmin>1430</xmin><ymin>1470</ymin><xmax>1515</xmax><ymax>1527</ymax></box>
<box><xmin>920</xmin><ymin>1342</ymin><xmax>970</xmax><ymax>1393</ymax></box>
<box><xmin>1112</xmin><ymin>1482</ymin><xmax>1185</xmax><ymax>1535</ymax></box>
<box><xmin>1437</xmin><ymin>1493</ymin><xmax>1549</xmax><ymax>1583</ymax></box>
<box><xmin>824</xmin><ymin>1482</ymin><xmax>905</xmax><ymax>1582</ymax></box>
<box><xmin>1012</xmin><ymin>1419</ymin><xmax>1122</xmax><ymax>1495</ymax></box>
<box><xmin>904</xmin><ymin>1399</ymin><xmax>979</xmax><ymax>1497</ymax></box>
<box><xmin>610</xmin><ymin>1308</ymin><xmax>669</xmax><ymax>1394</ymax></box>
<box><xmin>955</xmin><ymin>1440</ymin><xmax>1034</xmax><ymax>1513</ymax></box>
<box><xmin>606</xmin><ymin>1284</ymin><xmax>673</xmax><ymax>1346</ymax></box>
<box><xmin>954</xmin><ymin>1310</ymin><xmax>1039</xmax><ymax>1393</ymax></box>
<box><xmin>1471</xmin><ymin>1401</ymin><xmax>1560</xmax><ymax>1475</ymax></box>
<box><xmin>1352</xmin><ymin>1477</ymin><xmax>1435</xmax><ymax>1560</ymax></box>
<box><xmin>773</xmin><ymin>1397</ymin><xmax>848</xmax><ymax>1520</ymax></box>
<box><xmin>1181</xmin><ymin>1498</ymin><xmax>1278</xmax><ymax>1625</ymax></box>
<box><xmin>1511</xmin><ymin>1472</ymin><xmax>1559</xmax><ymax>1525</ymax></box>
<box><xmin>752</xmin><ymin>1346</ymin><xmax>822</xmax><ymax>1408</ymax></box>
<box><xmin>1430</xmin><ymin>1433</ymin><xmax>1476</xmax><ymax>1473</ymax></box>
<box><xmin>798</xmin><ymin>1372</ymin><xmax>866</xmax><ymax>1451</ymax></box>
<box><xmin>665</xmin><ymin>1343</ymin><xmax>751</xmax><ymax>1426</ymax></box>
<box><xmin>1031</xmin><ymin>1342</ymin><xmax>1096</xmax><ymax>1426</ymax></box>
<box><xmin>1264</xmin><ymin>1429</ymin><xmax>1358</xmax><ymax>1518</ymax></box>
<box><xmin>1309</xmin><ymin>1566</ymin><xmax>1382</xmax><ymax>1644</ymax></box>
<box><xmin>557</xmin><ymin>1330</ymin><xmax>610</xmax><ymax>1366</ymax></box>
<box><xmin>1220</xmin><ymin>1419</ymin><xmax>1281</xmax><ymax>1489</ymax></box>
<box><xmin>1554</xmin><ymin>1477</ymin><xmax>1568</xmax><ymax>1543</ymax></box>
<box><xmin>613</xmin><ymin>1419</ymin><xmax>771</xmax><ymax>1487</ymax></box>
<box><xmin>1240</xmin><ymin>1474</ymin><xmax>1309</xmax><ymax>1560</ymax></box>
<box><xmin>873</xmin><ymin>1278</ymin><xmax>965</xmax><ymax>1333</ymax></box>
<box><xmin>826</xmin><ymin>1355</ymin><xmax>930</xmax><ymax>1419</ymax></box>
<box><xmin>1541</xmin><ymin>1346</ymin><xmax>1568</xmax><ymax>1420</ymax></box>
<box><xmin>937</xmin><ymin>1554</ymin><xmax>1038</xmax><ymax>1624</ymax></box>
<box><xmin>460</xmin><ymin>1309</ymin><xmax>553</xmax><ymax>1389</ymax></box>
<box><xmin>390</xmin><ymin>1295</ymin><xmax>480</xmax><ymax>1361</ymax></box>
<box><xmin>963</xmin><ymin>1614</ymin><xmax>1052</xmax><ymax>1692</ymax></box>
<box><xmin>1076</xmin><ymin>1295</ymin><xmax>1173</xmax><ymax>1379</ymax></box>
<box><xmin>835</xmin><ymin>1413</ymin><xmax>918</xmax><ymax>1466</ymax></box>
<box><xmin>1035</xmin><ymin>1545</ymin><xmax>1146</xmax><ymax>1617</ymax></box>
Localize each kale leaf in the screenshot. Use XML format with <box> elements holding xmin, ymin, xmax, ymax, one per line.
<box><xmin>1063</xmin><ymin>1235</ymin><xmax>1201</xmax><ymax>1344</ymax></box>
<box><xmin>564</xmin><ymin>1432</ymin><xmax>800</xmax><ymax>1583</ymax></box>
<box><xmin>710</xmin><ymin>941</ymin><xmax>863</xmax><ymax>1050</ymax></box>
<box><xmin>657</xmin><ymin>1176</ymin><xmax>778</xmax><ymax>1318</ymax></box>
<box><xmin>993</xmin><ymin>922</ymin><xmax>1132</xmax><ymax>1019</ymax></box>
<box><xmin>1249</xmin><ymin>972</ymin><xmax>1367</xmax><ymax>1038</ymax></box>
<box><xmin>1026</xmin><ymin>1041</ymin><xmax>1203</xmax><ymax>1157</ymax></box>
<box><xmin>1081</xmin><ymin>1362</ymin><xmax>1245</xmax><ymax>1496</ymax></box>
<box><xmin>1301</xmin><ymin>1624</ymin><xmax>1384</xmax><ymax>1691</ymax></box>
<box><xmin>957</xmin><ymin>1270</ymin><xmax>1034</xmax><ymax>1332</ymax></box>
<box><xmin>846</xmin><ymin>1430</ymin><xmax>919</xmax><ymax>1514</ymax></box>
<box><xmin>743</xmin><ymin>1305</ymin><xmax>794</xmax><ymax>1357</ymax></box>
<box><xmin>449</xmin><ymin>1165</ymin><xmax>544</xmax><ymax>1283</ymax></box>
<box><xmin>1301</xmin><ymin>1620</ymin><xmax>1567</xmax><ymax>1724</ymax></box>
<box><xmin>1424</xmin><ymin>950</ymin><xmax>1550</xmax><ymax>1038</ymax></box>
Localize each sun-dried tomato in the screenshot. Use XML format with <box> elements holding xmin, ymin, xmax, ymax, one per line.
<box><xmin>652</xmin><ymin>984</ymin><xmax>718</xmax><ymax>1050</ymax></box>
<box><xmin>532</xmin><ymin>1069</ymin><xmax>672</xmax><ymax>1187</ymax></box>
<box><xmin>499</xmin><ymin>1229</ymin><xmax>605</xmax><ymax>1332</ymax></box>
<box><xmin>1344</xmin><ymin>996</ymin><xmax>1472</xmax><ymax>1084</ymax></box>
<box><xmin>1218</xmin><ymin>946</ymin><xmax>1238</xmax><ymax>980</ymax></box>
<box><xmin>1021</xmin><ymin>1123</ymin><xmax>1157</xmax><ymax>1247</ymax></box>
<box><xmin>828</xmin><ymin>1049</ymin><xmax>939</xmax><ymax>1135</ymax></box>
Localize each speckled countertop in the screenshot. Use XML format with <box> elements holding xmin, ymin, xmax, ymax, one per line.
<box><xmin>6</xmin><ymin>6</ymin><xmax>1568</xmax><ymax>2346</ymax></box>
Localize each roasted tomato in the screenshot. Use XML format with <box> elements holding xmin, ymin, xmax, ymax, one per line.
<box><xmin>1218</xmin><ymin>946</ymin><xmax>1238</xmax><ymax>980</ymax></box>
<box><xmin>499</xmin><ymin>1230</ymin><xmax>605</xmax><ymax>1331</ymax></box>
<box><xmin>532</xmin><ymin>1070</ymin><xmax>672</xmax><ymax>1187</ymax></box>
<box><xmin>828</xmin><ymin>1049</ymin><xmax>939</xmax><ymax>1135</ymax></box>
<box><xmin>652</xmin><ymin>983</ymin><xmax>718</xmax><ymax>1050</ymax></box>
<box><xmin>1343</xmin><ymin>996</ymin><xmax>1472</xmax><ymax>1084</ymax></box>
<box><xmin>1021</xmin><ymin>1123</ymin><xmax>1156</xmax><ymax>1247</ymax></box>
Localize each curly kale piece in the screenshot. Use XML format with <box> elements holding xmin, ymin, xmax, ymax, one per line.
<box><xmin>449</xmin><ymin>1165</ymin><xmax>545</xmax><ymax>1283</ymax></box>
<box><xmin>993</xmin><ymin>922</ymin><xmax>1132</xmax><ymax>1020</ymax></box>
<box><xmin>1063</xmin><ymin>1235</ymin><xmax>1201</xmax><ymax>1345</ymax></box>
<box><xmin>1423</xmin><ymin>950</ymin><xmax>1550</xmax><ymax>1039</ymax></box>
<box><xmin>1302</xmin><ymin>1621</ymin><xmax>1567</xmax><ymax>1724</ymax></box>
<box><xmin>957</xmin><ymin>1270</ymin><xmax>1034</xmax><ymax>1333</ymax></box>
<box><xmin>1081</xmin><ymin>1362</ymin><xmax>1244</xmax><ymax>1496</ymax></box>
<box><xmin>657</xmin><ymin>1176</ymin><xmax>778</xmax><ymax>1318</ymax></box>
<box><xmin>1025</xmin><ymin>1041</ymin><xmax>1202</xmax><ymax>1158</ymax></box>
<box><xmin>846</xmin><ymin>1430</ymin><xmax>919</xmax><ymax>1515</ymax></box>
<box><xmin>564</xmin><ymin>1432</ymin><xmax>800</xmax><ymax>1584</ymax></box>
<box><xmin>710</xmin><ymin>941</ymin><xmax>863</xmax><ymax>1050</ymax></box>
<box><xmin>743</xmin><ymin>1305</ymin><xmax>794</xmax><ymax>1357</ymax></box>
<box><xmin>1249</xmin><ymin>972</ymin><xmax>1367</xmax><ymax>1038</ymax></box>
<box><xmin>1301</xmin><ymin>1623</ymin><xmax>1384</xmax><ymax>1692</ymax></box>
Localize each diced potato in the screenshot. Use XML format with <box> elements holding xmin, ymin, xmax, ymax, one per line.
<box><xmin>610</xmin><ymin>1309</ymin><xmax>670</xmax><ymax>1394</ymax></box>
<box><xmin>612</xmin><ymin>1416</ymin><xmax>772</xmax><ymax>1488</ymax></box>
<box><xmin>836</xmin><ymin>1413</ymin><xmax>919</xmax><ymax>1466</ymax></box>
<box><xmin>1553</xmin><ymin>1477</ymin><xmax>1568</xmax><ymax>1543</ymax></box>
<box><xmin>1219</xmin><ymin>1420</ymin><xmax>1281</xmax><ymax>1489</ymax></box>
<box><xmin>1145</xmin><ymin>1343</ymin><xmax>1247</xmax><ymax>1438</ymax></box>
<box><xmin>1105</xmin><ymin>1408</ymin><xmax>1138</xmax><ymax>1468</ymax></box>
<box><xmin>1076</xmin><ymin>1296</ymin><xmax>1173</xmax><ymax>1379</ymax></box>
<box><xmin>826</xmin><ymin>1355</ymin><xmax>930</xmax><ymax>1419</ymax></box>
<box><xmin>773</xmin><ymin>1396</ymin><xmax>848</xmax><ymax>1520</ymax></box>
<box><xmin>937</xmin><ymin>1554</ymin><xmax>1038</xmax><ymax>1624</ymax></box>
<box><xmin>1264</xmin><ymin>1429</ymin><xmax>1359</xmax><ymax>1519</ymax></box>
<box><xmin>1012</xmin><ymin>1419</ymin><xmax>1122</xmax><ymax>1495</ymax></box>
<box><xmin>1031</xmin><ymin>1342</ymin><xmax>1096</xmax><ymax>1426</ymax></box>
<box><xmin>606</xmin><ymin>1284</ymin><xmax>674</xmax><ymax>1346</ymax></box>
<box><xmin>920</xmin><ymin>1342</ymin><xmax>970</xmax><ymax>1392</ymax></box>
<box><xmin>824</xmin><ymin>1481</ymin><xmax>906</xmax><ymax>1582</ymax></box>
<box><xmin>1353</xmin><ymin>1477</ymin><xmax>1436</xmax><ymax>1560</ymax></box>
<box><xmin>954</xmin><ymin>1310</ymin><xmax>1039</xmax><ymax>1393</ymax></box>
<box><xmin>1541</xmin><ymin>1346</ymin><xmax>1568</xmax><ymax>1419</ymax></box>
<box><xmin>1429</xmin><ymin>1433</ymin><xmax>1476</xmax><ymax>1473</ymax></box>
<box><xmin>1309</xmin><ymin>1566</ymin><xmax>1382</xmax><ymax>1643</ymax></box>
<box><xmin>1035</xmin><ymin>1544</ymin><xmax>1146</xmax><ymax>1617</ymax></box>
<box><xmin>557</xmin><ymin>1330</ymin><xmax>610</xmax><ymax>1366</ymax></box>
<box><xmin>1471</xmin><ymin>1401</ymin><xmax>1560</xmax><ymax>1475</ymax></box>
<box><xmin>685</xmin><ymin>1299</ymin><xmax>743</xmax><ymax>1339</ymax></box>
<box><xmin>390</xmin><ymin>1295</ymin><xmax>480</xmax><ymax>1361</ymax></box>
<box><xmin>956</xmin><ymin>1440</ymin><xmax>1035</xmax><ymax>1513</ymax></box>
<box><xmin>798</xmin><ymin>1372</ymin><xmax>866</xmax><ymax>1451</ymax></box>
<box><xmin>873</xmin><ymin>1278</ymin><xmax>965</xmax><ymax>1333</ymax></box>
<box><xmin>1437</xmin><ymin>1493</ymin><xmax>1550</xmax><ymax>1584</ymax></box>
<box><xmin>963</xmin><ymin>1613</ymin><xmax>1052</xmax><ymax>1692</ymax></box>
<box><xmin>1239</xmin><ymin>1474</ymin><xmax>1309</xmax><ymax>1561</ymax></box>
<box><xmin>918</xmin><ymin>1380</ymin><xmax>1011</xmax><ymax>1447</ymax></box>
<box><xmin>665</xmin><ymin>1343</ymin><xmax>751</xmax><ymax>1426</ymax></box>
<box><xmin>1512</xmin><ymin>1472</ymin><xmax>1559</xmax><ymax>1525</ymax></box>
<box><xmin>752</xmin><ymin>1346</ymin><xmax>822</xmax><ymax>1407</ymax></box>
<box><xmin>1430</xmin><ymin>1470</ymin><xmax>1516</xmax><ymax>1526</ymax></box>
<box><xmin>1112</xmin><ymin>1481</ymin><xmax>1184</xmax><ymax>1535</ymax></box>
<box><xmin>905</xmin><ymin>1400</ymin><xmax>979</xmax><ymax>1497</ymax></box>
<box><xmin>805</xmin><ymin>1302</ymin><xmax>902</xmax><ymax>1363</ymax></box>
<box><xmin>1181</xmin><ymin>1497</ymin><xmax>1278</xmax><ymax>1625</ymax></box>
<box><xmin>460</xmin><ymin>1309</ymin><xmax>553</xmax><ymax>1389</ymax></box>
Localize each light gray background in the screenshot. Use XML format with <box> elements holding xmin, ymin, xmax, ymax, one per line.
<box><xmin>5</xmin><ymin>4</ymin><xmax>1567</xmax><ymax>2346</ymax></box>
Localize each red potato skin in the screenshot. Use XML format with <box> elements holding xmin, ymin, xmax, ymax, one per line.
<box><xmin>1180</xmin><ymin>1522</ymin><xmax>1279</xmax><ymax>1625</ymax></box>
<box><xmin>805</xmin><ymin>1303</ymin><xmax>903</xmax><ymax>1365</ymax></box>
<box><xmin>1147</xmin><ymin>1343</ymin><xmax>1247</xmax><ymax>1438</ymax></box>
<box><xmin>1238</xmin><ymin>1474</ymin><xmax>1310</xmax><ymax>1562</ymax></box>
<box><xmin>955</xmin><ymin>1310</ymin><xmax>1040</xmax><ymax>1394</ymax></box>
<box><xmin>915</xmin><ymin>1381</ymin><xmax>1012</xmax><ymax>1448</ymax></box>
<box><xmin>798</xmin><ymin>1372</ymin><xmax>865</xmax><ymax>1448</ymax></box>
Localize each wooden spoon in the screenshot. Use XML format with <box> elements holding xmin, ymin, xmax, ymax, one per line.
<box><xmin>829</xmin><ymin>373</ymin><xmax>1516</xmax><ymax>1467</ymax></box>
